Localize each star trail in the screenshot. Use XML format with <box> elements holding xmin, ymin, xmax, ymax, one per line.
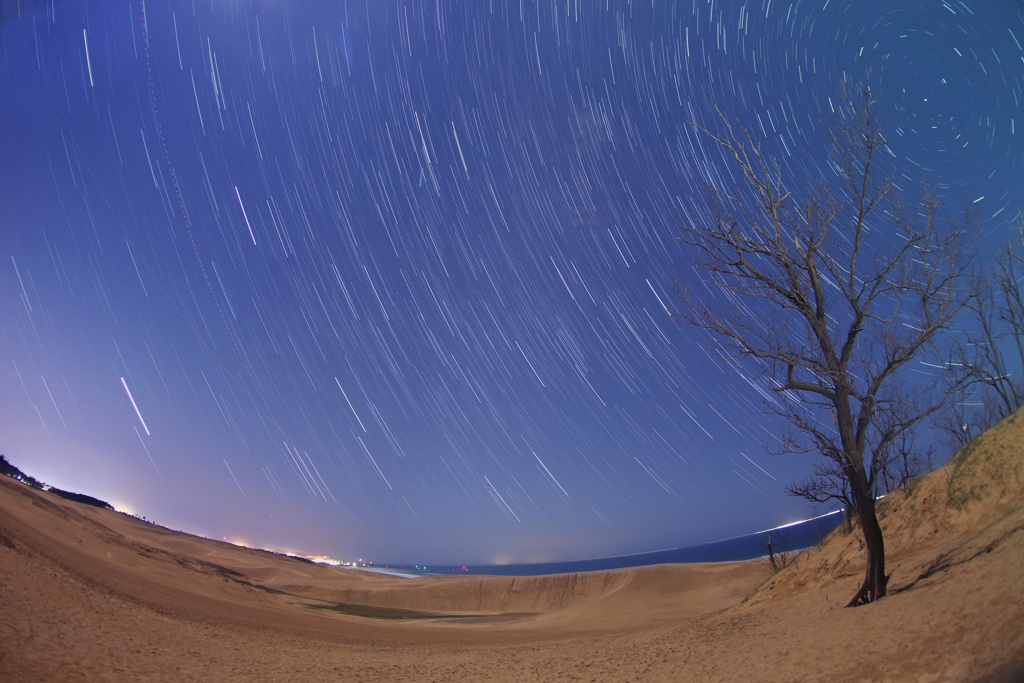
<box><xmin>1</xmin><ymin>0</ymin><xmax>1021</xmax><ymax>565</ymax></box>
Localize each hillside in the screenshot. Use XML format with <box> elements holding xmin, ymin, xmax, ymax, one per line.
<box><xmin>0</xmin><ymin>454</ymin><xmax>114</xmax><ymax>511</ymax></box>
<box><xmin>749</xmin><ymin>409</ymin><xmax>1024</xmax><ymax>604</ymax></box>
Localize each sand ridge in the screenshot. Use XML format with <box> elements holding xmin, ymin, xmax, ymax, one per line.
<box><xmin>0</xmin><ymin>473</ymin><xmax>763</xmax><ymax>639</ymax></box>
<box><xmin>2</xmin><ymin>410</ymin><xmax>1024</xmax><ymax>680</ymax></box>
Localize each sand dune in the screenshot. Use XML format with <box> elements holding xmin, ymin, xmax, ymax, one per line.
<box><xmin>2</xmin><ymin>412</ymin><xmax>1023</xmax><ymax>681</ymax></box>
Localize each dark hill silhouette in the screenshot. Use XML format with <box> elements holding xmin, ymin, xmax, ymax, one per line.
<box><xmin>0</xmin><ymin>454</ymin><xmax>113</xmax><ymax>511</ymax></box>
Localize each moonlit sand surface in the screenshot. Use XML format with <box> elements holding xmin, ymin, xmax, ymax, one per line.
<box><xmin>2</xmin><ymin>0</ymin><xmax>1022</xmax><ymax>565</ymax></box>
<box><xmin>2</xmin><ymin>410</ymin><xmax>1022</xmax><ymax>680</ymax></box>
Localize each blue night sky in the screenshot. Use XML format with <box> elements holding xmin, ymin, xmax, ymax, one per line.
<box><xmin>1</xmin><ymin>0</ymin><xmax>1021</xmax><ymax>565</ymax></box>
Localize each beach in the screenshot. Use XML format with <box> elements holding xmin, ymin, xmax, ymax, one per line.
<box><xmin>2</xmin><ymin>413</ymin><xmax>1023</xmax><ymax>681</ymax></box>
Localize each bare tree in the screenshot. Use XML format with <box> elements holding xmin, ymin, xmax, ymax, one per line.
<box><xmin>961</xmin><ymin>226</ymin><xmax>1024</xmax><ymax>417</ymax></box>
<box><xmin>764</xmin><ymin>529</ymin><xmax>795</xmax><ymax>573</ymax></box>
<box><xmin>936</xmin><ymin>394</ymin><xmax>986</xmax><ymax>450</ymax></box>
<box><xmin>938</xmin><ymin>225</ymin><xmax>1024</xmax><ymax>447</ymax></box>
<box><xmin>673</xmin><ymin>82</ymin><xmax>975</xmax><ymax>606</ymax></box>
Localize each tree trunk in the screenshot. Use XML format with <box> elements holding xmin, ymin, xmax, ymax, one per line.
<box><xmin>846</xmin><ymin>494</ymin><xmax>887</xmax><ymax>607</ymax></box>
<box><xmin>841</xmin><ymin>506</ymin><xmax>854</xmax><ymax>534</ymax></box>
<box><xmin>767</xmin><ymin>531</ymin><xmax>778</xmax><ymax>572</ymax></box>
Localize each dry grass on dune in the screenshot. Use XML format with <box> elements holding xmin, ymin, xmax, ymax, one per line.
<box><xmin>750</xmin><ymin>408</ymin><xmax>1024</xmax><ymax>602</ymax></box>
<box><xmin>1</xmin><ymin>411</ymin><xmax>1023</xmax><ymax>681</ymax></box>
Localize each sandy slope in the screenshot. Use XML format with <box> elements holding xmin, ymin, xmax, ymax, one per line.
<box><xmin>2</xmin><ymin>412</ymin><xmax>1023</xmax><ymax>681</ymax></box>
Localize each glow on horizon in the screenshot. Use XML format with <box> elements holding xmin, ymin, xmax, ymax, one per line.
<box><xmin>112</xmin><ymin>502</ymin><xmax>136</xmax><ymax>516</ymax></box>
<box><xmin>756</xmin><ymin>509</ymin><xmax>843</xmax><ymax>535</ymax></box>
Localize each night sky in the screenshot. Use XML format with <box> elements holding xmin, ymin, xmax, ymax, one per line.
<box><xmin>2</xmin><ymin>0</ymin><xmax>1021</xmax><ymax>566</ymax></box>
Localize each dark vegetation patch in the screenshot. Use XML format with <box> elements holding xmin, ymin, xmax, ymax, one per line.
<box><xmin>0</xmin><ymin>454</ymin><xmax>113</xmax><ymax>511</ymax></box>
<box><xmin>48</xmin><ymin>488</ymin><xmax>114</xmax><ymax>510</ymax></box>
<box><xmin>307</xmin><ymin>602</ymin><xmax>481</xmax><ymax>620</ymax></box>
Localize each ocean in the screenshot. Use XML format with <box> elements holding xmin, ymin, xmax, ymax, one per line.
<box><xmin>376</xmin><ymin>511</ymin><xmax>845</xmax><ymax>577</ymax></box>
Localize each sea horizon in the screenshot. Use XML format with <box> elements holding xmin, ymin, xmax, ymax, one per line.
<box><xmin>366</xmin><ymin>509</ymin><xmax>844</xmax><ymax>577</ymax></box>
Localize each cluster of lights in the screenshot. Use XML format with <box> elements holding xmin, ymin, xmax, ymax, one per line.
<box><xmin>299</xmin><ymin>557</ymin><xmax>442</xmax><ymax>574</ymax></box>
<box><xmin>4</xmin><ymin>476</ymin><xmax>447</xmax><ymax>574</ymax></box>
<box><xmin>304</xmin><ymin>555</ymin><xmax>373</xmax><ymax>568</ymax></box>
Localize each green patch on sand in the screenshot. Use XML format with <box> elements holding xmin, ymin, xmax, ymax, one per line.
<box><xmin>306</xmin><ymin>602</ymin><xmax>480</xmax><ymax>620</ymax></box>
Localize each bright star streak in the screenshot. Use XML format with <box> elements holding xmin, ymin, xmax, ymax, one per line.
<box><xmin>235</xmin><ymin>186</ymin><xmax>257</xmax><ymax>245</ymax></box>
<box><xmin>534</xmin><ymin>451</ymin><xmax>569</xmax><ymax>497</ymax></box>
<box><xmin>120</xmin><ymin>377</ymin><xmax>150</xmax><ymax>436</ymax></box>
